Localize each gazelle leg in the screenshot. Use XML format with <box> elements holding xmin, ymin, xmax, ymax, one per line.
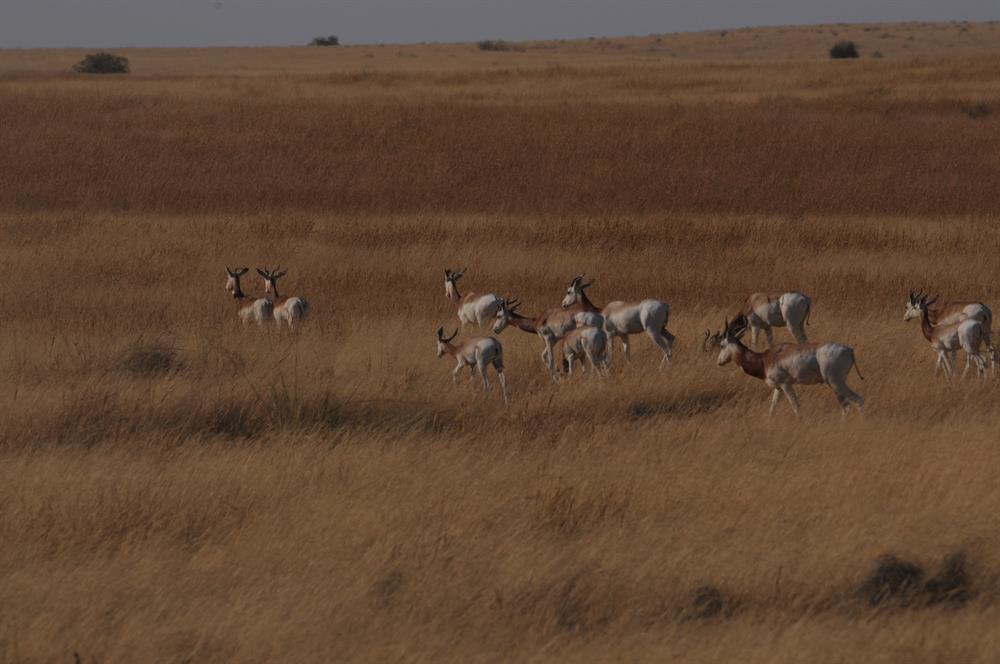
<box><xmin>621</xmin><ymin>336</ymin><xmax>631</xmax><ymax>362</ymax></box>
<box><xmin>496</xmin><ymin>368</ymin><xmax>509</xmax><ymax>405</ymax></box>
<box><xmin>645</xmin><ymin>328</ymin><xmax>672</xmax><ymax>369</ymax></box>
<box><xmin>769</xmin><ymin>388</ymin><xmax>781</xmax><ymax>415</ymax></box>
<box><xmin>790</xmin><ymin>324</ymin><xmax>808</xmax><ymax>344</ymax></box>
<box><xmin>781</xmin><ymin>384</ymin><xmax>801</xmax><ymax>416</ymax></box>
<box><xmin>479</xmin><ymin>360</ymin><xmax>492</xmax><ymax>392</ymax></box>
<box><xmin>452</xmin><ymin>361</ymin><xmax>464</xmax><ymax>385</ymax></box>
<box><xmin>765</xmin><ymin>326</ymin><xmax>775</xmax><ymax>348</ymax></box>
<box><xmin>750</xmin><ymin>325</ymin><xmax>759</xmax><ymax>348</ymax></box>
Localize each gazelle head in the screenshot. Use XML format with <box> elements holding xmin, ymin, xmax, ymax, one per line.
<box><xmin>225</xmin><ymin>266</ymin><xmax>249</xmax><ymax>298</ymax></box>
<box><xmin>904</xmin><ymin>289</ymin><xmax>929</xmax><ymax>321</ymax></box>
<box><xmin>444</xmin><ymin>268</ymin><xmax>466</xmax><ymax>298</ymax></box>
<box><xmin>436</xmin><ymin>327</ymin><xmax>459</xmax><ymax>357</ymax></box>
<box><xmin>702</xmin><ymin>328</ymin><xmax>724</xmax><ymax>353</ymax></box>
<box><xmin>493</xmin><ymin>297</ymin><xmax>520</xmax><ymax>334</ymax></box>
<box><xmin>257</xmin><ymin>266</ymin><xmax>288</xmax><ymax>295</ymax></box>
<box><xmin>717</xmin><ymin>316</ymin><xmax>749</xmax><ymax>366</ymax></box>
<box><xmin>561</xmin><ymin>275</ymin><xmax>592</xmax><ymax>308</ymax></box>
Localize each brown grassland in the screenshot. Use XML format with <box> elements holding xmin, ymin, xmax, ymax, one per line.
<box><xmin>3</xmin><ymin>21</ymin><xmax>1000</xmax><ymax>662</ymax></box>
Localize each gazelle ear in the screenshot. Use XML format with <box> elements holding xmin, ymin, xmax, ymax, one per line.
<box><xmin>581</xmin><ymin>280</ymin><xmax>592</xmax><ymax>289</ymax></box>
<box><xmin>436</xmin><ymin>326</ymin><xmax>444</xmax><ymax>340</ymax></box>
<box><xmin>256</xmin><ymin>267</ymin><xmax>268</xmax><ymax>278</ymax></box>
<box><xmin>225</xmin><ymin>266</ymin><xmax>234</xmax><ymax>276</ymax></box>
<box><xmin>446</xmin><ymin>329</ymin><xmax>459</xmax><ymax>342</ymax></box>
<box><xmin>235</xmin><ymin>267</ymin><xmax>249</xmax><ymax>276</ymax></box>
<box><xmin>274</xmin><ymin>269</ymin><xmax>287</xmax><ymax>279</ymax></box>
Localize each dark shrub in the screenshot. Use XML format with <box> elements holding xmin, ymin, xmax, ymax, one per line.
<box><xmin>73</xmin><ymin>52</ymin><xmax>130</xmax><ymax>74</ymax></box>
<box><xmin>477</xmin><ymin>39</ymin><xmax>522</xmax><ymax>52</ymax></box>
<box><xmin>116</xmin><ymin>343</ymin><xmax>182</xmax><ymax>377</ymax></box>
<box><xmin>859</xmin><ymin>554</ymin><xmax>924</xmax><ymax>606</ymax></box>
<box><xmin>309</xmin><ymin>35</ymin><xmax>340</xmax><ymax>46</ymax></box>
<box><xmin>830</xmin><ymin>41</ymin><xmax>859</xmax><ymax>59</ymax></box>
<box><xmin>923</xmin><ymin>553</ymin><xmax>971</xmax><ymax>606</ymax></box>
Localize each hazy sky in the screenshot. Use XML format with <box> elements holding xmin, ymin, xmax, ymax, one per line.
<box><xmin>2</xmin><ymin>0</ymin><xmax>997</xmax><ymax>48</ymax></box>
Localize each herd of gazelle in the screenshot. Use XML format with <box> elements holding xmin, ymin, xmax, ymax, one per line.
<box><xmin>437</xmin><ymin>270</ymin><xmax>997</xmax><ymax>414</ymax></box>
<box><xmin>224</xmin><ymin>266</ymin><xmax>309</xmax><ymax>328</ymax></box>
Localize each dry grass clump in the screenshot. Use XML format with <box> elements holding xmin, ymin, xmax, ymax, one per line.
<box><xmin>3</xmin><ymin>23</ymin><xmax>1000</xmax><ymax>662</ymax></box>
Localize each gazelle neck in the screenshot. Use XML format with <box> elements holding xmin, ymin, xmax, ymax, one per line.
<box><xmin>445</xmin><ymin>280</ymin><xmax>461</xmax><ymax>304</ymax></box>
<box><xmin>267</xmin><ymin>280</ymin><xmax>282</xmax><ymax>300</ymax></box>
<box><xmin>919</xmin><ymin>307</ymin><xmax>935</xmax><ymax>342</ymax></box>
<box><xmin>578</xmin><ymin>290</ymin><xmax>600</xmax><ymax>313</ymax></box>
<box><xmin>510</xmin><ymin>313</ymin><xmax>539</xmax><ymax>334</ymax></box>
<box><xmin>732</xmin><ymin>343</ymin><xmax>766</xmax><ymax>380</ymax></box>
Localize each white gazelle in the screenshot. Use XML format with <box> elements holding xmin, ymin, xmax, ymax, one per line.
<box><xmin>224</xmin><ymin>267</ymin><xmax>273</xmax><ymax>326</ymax></box>
<box><xmin>444</xmin><ymin>268</ymin><xmax>502</xmax><ymax>327</ymax></box>
<box><xmin>435</xmin><ymin>327</ymin><xmax>509</xmax><ymax>404</ymax></box>
<box><xmin>735</xmin><ymin>291</ymin><xmax>811</xmax><ymax>347</ymax></box>
<box><xmin>559</xmin><ymin>325</ymin><xmax>609</xmax><ymax>377</ymax></box>
<box><xmin>905</xmin><ymin>290</ymin><xmax>994</xmax><ymax>376</ymax></box>
<box><xmin>912</xmin><ymin>294</ymin><xmax>989</xmax><ymax>380</ymax></box>
<box><xmin>257</xmin><ymin>267</ymin><xmax>309</xmax><ymax>329</ymax></box>
<box><xmin>560</xmin><ymin>275</ymin><xmax>675</xmax><ymax>368</ymax></box>
<box><xmin>714</xmin><ymin>316</ymin><xmax>864</xmax><ymax>416</ymax></box>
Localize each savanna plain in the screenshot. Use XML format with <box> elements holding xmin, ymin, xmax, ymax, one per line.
<box><xmin>3</xmin><ymin>21</ymin><xmax>1000</xmax><ymax>662</ymax></box>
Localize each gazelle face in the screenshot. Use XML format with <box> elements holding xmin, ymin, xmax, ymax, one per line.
<box><xmin>903</xmin><ymin>298</ymin><xmax>922</xmax><ymax>321</ymax></box>
<box><xmin>561</xmin><ymin>285</ymin><xmax>579</xmax><ymax>308</ymax></box>
<box><xmin>436</xmin><ymin>340</ymin><xmax>447</xmax><ymax>358</ymax></box>
<box><xmin>225</xmin><ymin>274</ymin><xmax>237</xmax><ymax>293</ymax></box>
<box><xmin>717</xmin><ymin>337</ymin><xmax>736</xmax><ymax>366</ymax></box>
<box><xmin>263</xmin><ymin>278</ymin><xmax>274</xmax><ymax>294</ymax></box>
<box><xmin>493</xmin><ymin>307</ymin><xmax>510</xmax><ymax>334</ymax></box>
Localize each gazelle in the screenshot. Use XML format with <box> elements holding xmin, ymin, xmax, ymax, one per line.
<box><xmin>256</xmin><ymin>267</ymin><xmax>309</xmax><ymax>329</ymax></box>
<box><xmin>493</xmin><ymin>298</ymin><xmax>598</xmax><ymax>376</ymax></box>
<box><xmin>904</xmin><ymin>290</ymin><xmax>995</xmax><ymax>375</ymax></box>
<box><xmin>224</xmin><ymin>267</ymin><xmax>273</xmax><ymax>326</ymax></box>
<box><xmin>913</xmin><ymin>294</ymin><xmax>988</xmax><ymax>381</ymax></box>
<box><xmin>435</xmin><ymin>327</ymin><xmax>509</xmax><ymax>404</ymax></box>
<box><xmin>735</xmin><ymin>291</ymin><xmax>811</xmax><ymax>347</ymax></box>
<box><xmin>560</xmin><ymin>276</ymin><xmax>675</xmax><ymax>368</ymax></box>
<box><xmin>444</xmin><ymin>268</ymin><xmax>503</xmax><ymax>327</ymax></box>
<box><xmin>559</xmin><ymin>325</ymin><xmax>610</xmax><ymax>377</ymax></box>
<box><xmin>714</xmin><ymin>316</ymin><xmax>864</xmax><ymax>416</ymax></box>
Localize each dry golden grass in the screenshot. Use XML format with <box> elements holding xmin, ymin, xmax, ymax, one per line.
<box><xmin>3</xmin><ymin>22</ymin><xmax>1000</xmax><ymax>662</ymax></box>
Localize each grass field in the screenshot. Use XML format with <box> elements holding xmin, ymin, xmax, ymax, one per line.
<box><xmin>3</xmin><ymin>22</ymin><xmax>1000</xmax><ymax>662</ymax></box>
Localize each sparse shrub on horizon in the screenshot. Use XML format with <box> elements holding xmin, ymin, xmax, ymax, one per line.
<box><xmin>477</xmin><ymin>39</ymin><xmax>523</xmax><ymax>52</ymax></box>
<box><xmin>73</xmin><ymin>51</ymin><xmax>129</xmax><ymax>74</ymax></box>
<box><xmin>830</xmin><ymin>41</ymin><xmax>860</xmax><ymax>59</ymax></box>
<box><xmin>309</xmin><ymin>35</ymin><xmax>340</xmax><ymax>47</ymax></box>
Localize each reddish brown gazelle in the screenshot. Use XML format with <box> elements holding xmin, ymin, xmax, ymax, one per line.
<box><xmin>224</xmin><ymin>267</ymin><xmax>273</xmax><ymax>326</ymax></box>
<box><xmin>713</xmin><ymin>315</ymin><xmax>864</xmax><ymax>416</ymax></box>
<box><xmin>257</xmin><ymin>267</ymin><xmax>310</xmax><ymax>329</ymax></box>
<box><xmin>912</xmin><ymin>293</ymin><xmax>989</xmax><ymax>380</ymax></box>
<box><xmin>492</xmin><ymin>297</ymin><xmax>599</xmax><ymax>377</ymax></box>
<box><xmin>905</xmin><ymin>290</ymin><xmax>994</xmax><ymax>376</ymax></box>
